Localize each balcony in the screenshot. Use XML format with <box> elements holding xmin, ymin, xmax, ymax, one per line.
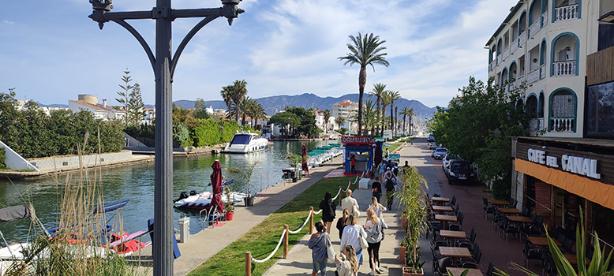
<box><xmin>540</xmin><ymin>64</ymin><xmax>546</xmax><ymax>79</ymax></box>
<box><xmin>529</xmin><ymin>14</ymin><xmax>546</xmax><ymax>38</ymax></box>
<box><xmin>502</xmin><ymin>48</ymin><xmax>510</xmax><ymax>61</ymax></box>
<box><xmin>511</xmin><ymin>39</ymin><xmax>519</xmax><ymax>54</ymax></box>
<box><xmin>554</xmin><ymin>4</ymin><xmax>579</xmax><ymax>22</ymax></box>
<box><xmin>518</xmin><ymin>32</ymin><xmax>527</xmax><ymax>48</ymax></box>
<box><xmin>527</xmin><ymin>68</ymin><xmax>540</xmax><ymax>84</ymax></box>
<box><xmin>529</xmin><ymin>118</ymin><xmax>545</xmax><ymax>136</ymax></box>
<box><xmin>489</xmin><ymin>62</ymin><xmax>494</xmax><ymax>71</ymax></box>
<box><xmin>550</xmin><ymin>117</ymin><xmax>575</xmax><ymax>133</ymax></box>
<box><xmin>553</xmin><ymin>60</ymin><xmax>576</xmax><ymax>76</ymax></box>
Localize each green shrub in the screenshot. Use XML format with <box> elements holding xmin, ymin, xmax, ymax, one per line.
<box><xmin>0</xmin><ymin>147</ymin><xmax>6</xmax><ymax>169</ymax></box>
<box><xmin>173</xmin><ymin>123</ymin><xmax>193</xmax><ymax>148</ymax></box>
<box><xmin>194</xmin><ymin>118</ymin><xmax>222</xmax><ymax>147</ymax></box>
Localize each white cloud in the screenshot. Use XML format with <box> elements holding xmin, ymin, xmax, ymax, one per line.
<box><xmin>2</xmin><ymin>20</ymin><xmax>15</xmax><ymax>25</ymax></box>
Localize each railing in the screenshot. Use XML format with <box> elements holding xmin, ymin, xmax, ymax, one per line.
<box><xmin>527</xmin><ymin>68</ymin><xmax>541</xmax><ymax>84</ymax></box>
<box><xmin>496</xmin><ymin>55</ymin><xmax>500</xmax><ymax>65</ymax></box>
<box><xmin>540</xmin><ymin>64</ymin><xmax>546</xmax><ymax>79</ymax></box>
<box><xmin>553</xmin><ymin>60</ymin><xmax>576</xmax><ymax>76</ymax></box>
<box><xmin>529</xmin><ymin>118</ymin><xmax>545</xmax><ymax>136</ymax></box>
<box><xmin>518</xmin><ymin>31</ymin><xmax>527</xmax><ymax>47</ymax></box>
<box><xmin>243</xmin><ymin>175</ymin><xmax>359</xmax><ymax>275</ymax></box>
<box><xmin>502</xmin><ymin>47</ymin><xmax>510</xmax><ymax>61</ymax></box>
<box><xmin>554</xmin><ymin>4</ymin><xmax>579</xmax><ymax>22</ymax></box>
<box><xmin>489</xmin><ymin>62</ymin><xmax>494</xmax><ymax>72</ymax></box>
<box><xmin>529</xmin><ymin>21</ymin><xmax>541</xmax><ymax>38</ymax></box>
<box><xmin>550</xmin><ymin>117</ymin><xmax>575</xmax><ymax>133</ymax></box>
<box><xmin>511</xmin><ymin>38</ymin><xmax>519</xmax><ymax>54</ymax></box>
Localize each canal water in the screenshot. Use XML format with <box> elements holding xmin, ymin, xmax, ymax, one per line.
<box><xmin>0</xmin><ymin>141</ymin><xmax>327</xmax><ymax>242</ymax></box>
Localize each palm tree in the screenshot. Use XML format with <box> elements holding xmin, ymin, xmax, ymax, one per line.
<box><xmin>388</xmin><ymin>91</ymin><xmax>400</xmax><ymax>137</ymax></box>
<box><xmin>335</xmin><ymin>116</ymin><xmax>345</xmax><ymax>132</ymax></box>
<box><xmin>220</xmin><ymin>80</ymin><xmax>248</xmax><ymax>124</ymax></box>
<box><xmin>401</xmin><ymin>107</ymin><xmax>415</xmax><ymax>136</ymax></box>
<box><xmin>322</xmin><ymin>109</ymin><xmax>331</xmax><ymax>134</ymax></box>
<box><xmin>243</xmin><ymin>98</ymin><xmax>265</xmax><ymax>127</ymax></box>
<box><xmin>339</xmin><ymin>32</ymin><xmax>389</xmax><ymax>136</ymax></box>
<box><xmin>370</xmin><ymin>83</ymin><xmax>387</xmax><ymax>136</ymax></box>
<box><xmin>380</xmin><ymin>91</ymin><xmax>392</xmax><ymax>137</ymax></box>
<box><xmin>363</xmin><ymin>100</ymin><xmax>376</xmax><ymax>135</ymax></box>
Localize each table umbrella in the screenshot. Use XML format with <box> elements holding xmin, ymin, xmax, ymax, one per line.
<box><xmin>210</xmin><ymin>160</ymin><xmax>224</xmax><ymax>213</ymax></box>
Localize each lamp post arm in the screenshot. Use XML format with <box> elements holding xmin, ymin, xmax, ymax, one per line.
<box><xmin>170</xmin><ymin>15</ymin><xmax>219</xmax><ymax>79</ymax></box>
<box><xmin>111</xmin><ymin>19</ymin><xmax>157</xmax><ymax>76</ymax></box>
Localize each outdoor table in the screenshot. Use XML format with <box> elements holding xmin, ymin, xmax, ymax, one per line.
<box><xmin>435</xmin><ymin>214</ymin><xmax>458</xmax><ymax>229</ymax></box>
<box><xmin>497</xmin><ymin>207</ymin><xmax>520</xmax><ymax>214</ymax></box>
<box><xmin>432</xmin><ymin>205</ymin><xmax>454</xmax><ymax>212</ymax></box>
<box><xmin>506</xmin><ymin>215</ymin><xmax>532</xmax><ymax>223</ymax></box>
<box><xmin>431</xmin><ymin>197</ymin><xmax>450</xmax><ymax>205</ymax></box>
<box><xmin>439</xmin><ymin>230</ymin><xmax>467</xmax><ymax>239</ymax></box>
<box><xmin>489</xmin><ymin>199</ymin><xmax>511</xmax><ymax>206</ymax></box>
<box><xmin>564</xmin><ymin>253</ymin><xmax>578</xmax><ymax>265</ymax></box>
<box><xmin>439</xmin><ymin>246</ymin><xmax>473</xmax><ymax>258</ymax></box>
<box><xmin>527</xmin><ymin>236</ymin><xmax>561</xmax><ymax>247</ymax></box>
<box><xmin>447</xmin><ymin>267</ymin><xmax>484</xmax><ymax>276</ymax></box>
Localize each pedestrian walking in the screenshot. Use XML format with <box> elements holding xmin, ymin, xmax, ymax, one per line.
<box><xmin>319</xmin><ymin>192</ymin><xmax>336</xmax><ymax>234</ymax></box>
<box><xmin>385</xmin><ymin>176</ymin><xmax>396</xmax><ymax>210</ymax></box>
<box><xmin>335</xmin><ymin>245</ymin><xmax>359</xmax><ymax>276</ymax></box>
<box><xmin>341</xmin><ymin>189</ymin><xmax>360</xmax><ymax>218</ymax></box>
<box><xmin>371</xmin><ymin>181</ymin><xmax>382</xmax><ymax>203</ymax></box>
<box><xmin>350</xmin><ymin>154</ymin><xmax>357</xmax><ymax>174</ymax></box>
<box><xmin>301</xmin><ymin>144</ymin><xmax>310</xmax><ymax>176</ymax></box>
<box><xmin>340</xmin><ymin>215</ymin><xmax>367</xmax><ymax>268</ymax></box>
<box><xmin>364</xmin><ymin>209</ymin><xmax>384</xmax><ymax>274</ymax></box>
<box><xmin>308</xmin><ymin>221</ymin><xmax>332</xmax><ymax>276</ymax></box>
<box><xmin>336</xmin><ymin>208</ymin><xmax>350</xmax><ymax>240</ymax></box>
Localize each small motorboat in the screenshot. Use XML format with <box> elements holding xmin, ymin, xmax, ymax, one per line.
<box><xmin>174</xmin><ymin>190</ymin><xmax>248</xmax><ymax>211</ymax></box>
<box><xmin>222</xmin><ymin>132</ymin><xmax>268</xmax><ymax>153</ymax></box>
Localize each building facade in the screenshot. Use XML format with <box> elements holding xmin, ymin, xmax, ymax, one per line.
<box><xmin>487</xmin><ymin>0</ymin><xmax>614</xmax><ymax>138</ymax></box>
<box><xmin>68</xmin><ymin>94</ymin><xmax>126</xmax><ymax>121</ymax></box>
<box><xmin>332</xmin><ymin>100</ymin><xmax>358</xmax><ymax>134</ymax></box>
<box><xmin>502</xmin><ymin>0</ymin><xmax>614</xmax><ymax>248</ymax></box>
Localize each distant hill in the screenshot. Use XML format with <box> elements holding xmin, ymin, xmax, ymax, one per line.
<box><xmin>174</xmin><ymin>93</ymin><xmax>436</xmax><ymax>118</ymax></box>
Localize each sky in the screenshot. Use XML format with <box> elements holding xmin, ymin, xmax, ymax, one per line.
<box><xmin>0</xmin><ymin>0</ymin><xmax>517</xmax><ymax>108</ymax></box>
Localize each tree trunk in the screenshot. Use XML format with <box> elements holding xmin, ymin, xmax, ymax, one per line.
<box><xmin>380</xmin><ymin>104</ymin><xmax>386</xmax><ymax>137</ymax></box>
<box><xmin>394</xmin><ymin>106</ymin><xmax>398</xmax><ymax>137</ymax></box>
<box><xmin>403</xmin><ymin>114</ymin><xmax>407</xmax><ymax>135</ymax></box>
<box><xmin>357</xmin><ymin>66</ymin><xmax>367</xmax><ymax>136</ymax></box>
<box><xmin>241</xmin><ymin>113</ymin><xmax>246</xmax><ymax>126</ymax></box>
<box><xmin>390</xmin><ymin>102</ymin><xmax>394</xmax><ymax>135</ymax></box>
<box><xmin>375</xmin><ymin>97</ymin><xmax>380</xmax><ymax>136</ymax></box>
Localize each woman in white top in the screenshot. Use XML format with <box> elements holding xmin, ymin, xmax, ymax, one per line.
<box><xmin>340</xmin><ymin>214</ymin><xmax>367</xmax><ymax>268</ymax></box>
<box><xmin>335</xmin><ymin>245</ymin><xmax>359</xmax><ymax>276</ymax></box>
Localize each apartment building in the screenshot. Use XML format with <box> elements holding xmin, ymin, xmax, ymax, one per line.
<box><xmin>486</xmin><ymin>0</ymin><xmax>614</xmax><ymax>138</ymax></box>
<box><xmin>332</xmin><ymin>100</ymin><xmax>358</xmax><ymax>134</ymax></box>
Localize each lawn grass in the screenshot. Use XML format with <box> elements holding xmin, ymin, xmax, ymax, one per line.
<box><xmin>189</xmin><ymin>176</ymin><xmax>354</xmax><ymax>276</ymax></box>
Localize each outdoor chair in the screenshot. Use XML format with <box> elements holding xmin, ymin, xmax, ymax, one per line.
<box><xmin>449</xmin><ymin>224</ymin><xmax>462</xmax><ymax>231</ymax></box>
<box><xmin>470</xmin><ymin>244</ymin><xmax>482</xmax><ymax>263</ymax></box>
<box><xmin>485</xmin><ymin>262</ymin><xmax>495</xmax><ymax>276</ymax></box>
<box><xmin>469</xmin><ymin>228</ymin><xmax>477</xmax><ymax>243</ymax></box>
<box><xmin>502</xmin><ymin>219</ymin><xmax>521</xmax><ymax>240</ymax></box>
<box><xmin>460</xmin><ymin>261</ymin><xmax>479</xmax><ymax>269</ymax></box>
<box><xmin>523</xmin><ymin>240</ymin><xmax>542</xmax><ymax>266</ymax></box>
<box><xmin>451</xmin><ymin>195</ymin><xmax>457</xmax><ymax>206</ymax></box>
<box><xmin>437</xmin><ymin>257</ymin><xmax>456</xmax><ymax>275</ymax></box>
<box><xmin>542</xmin><ymin>253</ymin><xmax>558</xmax><ymax>276</ymax></box>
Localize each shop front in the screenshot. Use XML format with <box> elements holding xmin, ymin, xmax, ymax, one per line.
<box><xmin>512</xmin><ymin>136</ymin><xmax>614</xmax><ymax>247</ymax></box>
<box><xmin>341</xmin><ymin>135</ymin><xmax>376</xmax><ymax>176</ymax></box>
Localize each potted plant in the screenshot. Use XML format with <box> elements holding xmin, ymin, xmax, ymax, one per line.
<box><xmin>395</xmin><ymin>166</ymin><xmax>428</xmax><ymax>276</ymax></box>
<box><xmin>286</xmin><ymin>153</ymin><xmax>302</xmax><ymax>182</ymax></box>
<box><xmin>224</xmin><ymin>187</ymin><xmax>235</xmax><ymax>221</ymax></box>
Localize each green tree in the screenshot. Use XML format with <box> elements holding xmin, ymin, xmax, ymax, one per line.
<box><xmin>428</xmin><ymin>77</ymin><xmax>529</xmax><ymax>198</ymax></box>
<box><xmin>363</xmin><ymin>100</ymin><xmax>377</xmax><ymax>135</ymax></box>
<box><xmin>116</xmin><ymin>70</ymin><xmax>133</xmax><ymax>126</ymax></box>
<box><xmin>221</xmin><ymin>80</ymin><xmax>248</xmax><ymax>124</ymax></box>
<box><xmin>370</xmin><ymin>83</ymin><xmax>387</xmax><ymax>136</ymax></box>
<box><xmin>193</xmin><ymin>98</ymin><xmax>209</xmax><ymax>119</ymax></box>
<box><xmin>380</xmin><ymin>90</ymin><xmax>392</xmax><ymax>136</ymax></box>
<box><xmin>335</xmin><ymin>116</ymin><xmax>345</xmax><ymax>132</ymax></box>
<box><xmin>269</xmin><ymin>111</ymin><xmax>301</xmax><ymax>137</ymax></box>
<box><xmin>387</xmin><ymin>90</ymin><xmax>400</xmax><ymax>137</ymax></box>
<box><xmin>127</xmin><ymin>83</ymin><xmax>145</xmax><ymax>126</ymax></box>
<box><xmin>0</xmin><ymin>89</ymin><xmax>20</xmax><ymax>152</ymax></box>
<box><xmin>401</xmin><ymin>107</ymin><xmax>414</xmax><ymax>136</ymax></box>
<box><xmin>322</xmin><ymin>110</ymin><xmax>331</xmax><ymax>134</ymax></box>
<box><xmin>339</xmin><ymin>32</ymin><xmax>389</xmax><ymax>135</ymax></box>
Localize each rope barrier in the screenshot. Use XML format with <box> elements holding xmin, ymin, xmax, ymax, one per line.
<box><xmin>251</xmin><ymin>229</ymin><xmax>287</xmax><ymax>264</ymax></box>
<box><xmin>288</xmin><ymin>210</ymin><xmax>312</xmax><ymax>234</ymax></box>
<box><xmin>331</xmin><ymin>187</ymin><xmax>342</xmax><ymax>201</ymax></box>
<box><xmin>312</xmin><ymin>209</ymin><xmax>322</xmax><ymax>215</ymax></box>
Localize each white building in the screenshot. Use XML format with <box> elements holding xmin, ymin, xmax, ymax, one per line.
<box><xmin>314</xmin><ymin>110</ymin><xmax>337</xmax><ymax>134</ymax></box>
<box><xmin>332</xmin><ymin>100</ymin><xmax>358</xmax><ymax>134</ymax></box>
<box><xmin>69</xmin><ymin>94</ymin><xmax>125</xmax><ymax>121</ymax></box>
<box><xmin>486</xmin><ymin>0</ymin><xmax>614</xmax><ymax>138</ymax></box>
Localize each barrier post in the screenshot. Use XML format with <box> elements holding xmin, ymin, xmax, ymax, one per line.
<box><xmin>283</xmin><ymin>225</ymin><xmax>289</xmax><ymax>259</ymax></box>
<box><xmin>245</xmin><ymin>251</ymin><xmax>252</xmax><ymax>276</ymax></box>
<box><xmin>308</xmin><ymin>207</ymin><xmax>314</xmax><ymax>234</ymax></box>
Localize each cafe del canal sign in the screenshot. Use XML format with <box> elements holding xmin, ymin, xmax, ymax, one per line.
<box><xmin>527</xmin><ymin>148</ymin><xmax>602</xmax><ymax>180</ymax></box>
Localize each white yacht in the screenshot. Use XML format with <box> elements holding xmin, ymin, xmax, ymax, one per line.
<box><xmin>223</xmin><ymin>132</ymin><xmax>268</xmax><ymax>153</ymax></box>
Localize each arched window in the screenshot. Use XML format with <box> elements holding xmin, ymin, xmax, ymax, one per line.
<box><xmin>509</xmin><ymin>62</ymin><xmax>518</xmax><ymax>82</ymax></box>
<box><xmin>551</xmin><ymin>32</ymin><xmax>580</xmax><ymax>76</ymax></box>
<box><xmin>549</xmin><ymin>88</ymin><xmax>577</xmax><ymax>132</ymax></box>
<box><xmin>519</xmin><ymin>12</ymin><xmax>527</xmax><ymax>34</ymax></box>
<box><xmin>538</xmin><ymin>92</ymin><xmax>544</xmax><ymax>117</ymax></box>
<box><xmin>526</xmin><ymin>94</ymin><xmax>538</xmax><ymax>118</ymax></box>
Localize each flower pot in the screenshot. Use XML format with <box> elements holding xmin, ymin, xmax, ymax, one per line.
<box><xmin>399</xmin><ymin>246</ymin><xmax>407</xmax><ymax>266</ymax></box>
<box><xmin>402</xmin><ymin>267</ymin><xmax>423</xmax><ymax>276</ymax></box>
<box><xmin>225</xmin><ymin>211</ymin><xmax>234</xmax><ymax>221</ymax></box>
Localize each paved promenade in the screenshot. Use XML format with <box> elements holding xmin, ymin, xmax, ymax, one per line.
<box><xmin>171</xmin><ymin>157</ymin><xmax>343</xmax><ymax>276</ymax></box>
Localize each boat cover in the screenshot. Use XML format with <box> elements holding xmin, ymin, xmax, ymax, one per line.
<box><xmin>0</xmin><ymin>204</ymin><xmax>30</xmax><ymax>223</ymax></box>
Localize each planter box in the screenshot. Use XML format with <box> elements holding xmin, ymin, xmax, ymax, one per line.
<box><xmin>225</xmin><ymin>211</ymin><xmax>234</xmax><ymax>221</ymax></box>
<box><xmin>399</xmin><ymin>246</ymin><xmax>407</xmax><ymax>266</ymax></box>
<box><xmin>402</xmin><ymin>267</ymin><xmax>423</xmax><ymax>276</ymax></box>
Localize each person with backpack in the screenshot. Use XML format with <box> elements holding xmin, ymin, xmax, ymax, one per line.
<box><xmin>308</xmin><ymin>221</ymin><xmax>332</xmax><ymax>276</ymax></box>
<box><xmin>319</xmin><ymin>192</ymin><xmax>336</xmax><ymax>234</ymax></box>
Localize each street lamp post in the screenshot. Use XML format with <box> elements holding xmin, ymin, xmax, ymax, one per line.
<box><xmin>88</xmin><ymin>1</ymin><xmax>243</xmax><ymax>275</ymax></box>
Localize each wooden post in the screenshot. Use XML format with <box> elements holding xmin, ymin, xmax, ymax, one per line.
<box><xmin>309</xmin><ymin>207</ymin><xmax>314</xmax><ymax>234</ymax></box>
<box><xmin>283</xmin><ymin>224</ymin><xmax>289</xmax><ymax>259</ymax></box>
<box><xmin>245</xmin><ymin>251</ymin><xmax>252</xmax><ymax>276</ymax></box>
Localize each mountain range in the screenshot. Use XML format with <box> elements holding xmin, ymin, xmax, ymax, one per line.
<box><xmin>175</xmin><ymin>93</ymin><xmax>436</xmax><ymax>118</ymax></box>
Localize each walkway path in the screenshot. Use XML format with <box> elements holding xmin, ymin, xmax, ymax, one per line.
<box><xmin>264</xmin><ymin>154</ymin><xmax>406</xmax><ymax>275</ymax></box>
<box><xmin>151</xmin><ymin>157</ymin><xmax>342</xmax><ymax>276</ymax></box>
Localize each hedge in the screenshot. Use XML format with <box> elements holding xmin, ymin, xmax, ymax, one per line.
<box><xmin>0</xmin><ymin>148</ymin><xmax>6</xmax><ymax>169</ymax></box>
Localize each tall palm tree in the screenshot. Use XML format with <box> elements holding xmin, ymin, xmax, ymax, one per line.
<box><xmin>322</xmin><ymin>109</ymin><xmax>331</xmax><ymax>134</ymax></box>
<box><xmin>220</xmin><ymin>80</ymin><xmax>248</xmax><ymax>124</ymax></box>
<box><xmin>401</xmin><ymin>107</ymin><xmax>415</xmax><ymax>136</ymax></box>
<box><xmin>394</xmin><ymin>106</ymin><xmax>399</xmax><ymax>137</ymax></box>
<box><xmin>335</xmin><ymin>116</ymin><xmax>345</xmax><ymax>132</ymax></box>
<box><xmin>339</xmin><ymin>32</ymin><xmax>389</xmax><ymax>136</ymax></box>
<box><xmin>380</xmin><ymin>91</ymin><xmax>392</xmax><ymax>137</ymax></box>
<box><xmin>243</xmin><ymin>98</ymin><xmax>265</xmax><ymax>127</ymax></box>
<box><xmin>388</xmin><ymin>91</ymin><xmax>400</xmax><ymax>136</ymax></box>
<box><xmin>370</xmin><ymin>83</ymin><xmax>387</xmax><ymax>136</ymax></box>
<box><xmin>362</xmin><ymin>100</ymin><xmax>376</xmax><ymax>135</ymax></box>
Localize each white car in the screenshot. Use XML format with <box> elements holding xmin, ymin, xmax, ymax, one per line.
<box><xmin>442</xmin><ymin>154</ymin><xmax>461</xmax><ymax>174</ymax></box>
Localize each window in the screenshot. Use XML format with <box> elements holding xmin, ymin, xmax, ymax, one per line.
<box><xmin>230</xmin><ymin>134</ymin><xmax>252</xmax><ymax>145</ymax></box>
<box><xmin>586</xmin><ymin>81</ymin><xmax>614</xmax><ymax>138</ymax></box>
<box><xmin>549</xmin><ymin>88</ymin><xmax>577</xmax><ymax>132</ymax></box>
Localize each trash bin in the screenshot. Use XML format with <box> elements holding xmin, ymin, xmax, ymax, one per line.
<box><xmin>244</xmin><ymin>196</ymin><xmax>254</xmax><ymax>206</ymax></box>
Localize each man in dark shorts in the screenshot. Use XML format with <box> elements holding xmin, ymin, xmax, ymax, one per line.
<box><xmin>385</xmin><ymin>175</ymin><xmax>396</xmax><ymax>210</ymax></box>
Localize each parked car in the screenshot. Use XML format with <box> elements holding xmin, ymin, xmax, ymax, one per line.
<box><xmin>431</xmin><ymin>147</ymin><xmax>448</xmax><ymax>160</ymax></box>
<box><xmin>428</xmin><ymin>142</ymin><xmax>437</xmax><ymax>149</ymax></box>
<box><xmin>445</xmin><ymin>160</ymin><xmax>475</xmax><ymax>184</ymax></box>
<box><xmin>442</xmin><ymin>154</ymin><xmax>461</xmax><ymax>174</ymax></box>
<box><xmin>427</xmin><ymin>134</ymin><xmax>435</xmax><ymax>142</ymax></box>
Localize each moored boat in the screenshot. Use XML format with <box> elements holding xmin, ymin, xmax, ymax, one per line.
<box><xmin>222</xmin><ymin>132</ymin><xmax>268</xmax><ymax>153</ymax></box>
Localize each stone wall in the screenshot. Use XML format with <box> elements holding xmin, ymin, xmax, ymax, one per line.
<box><xmin>28</xmin><ymin>151</ymin><xmax>135</xmax><ymax>173</ymax></box>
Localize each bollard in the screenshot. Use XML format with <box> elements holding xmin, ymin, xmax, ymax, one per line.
<box><xmin>178</xmin><ymin>217</ymin><xmax>190</xmax><ymax>243</ymax></box>
<box><xmin>245</xmin><ymin>251</ymin><xmax>252</xmax><ymax>276</ymax></box>
<box><xmin>283</xmin><ymin>224</ymin><xmax>289</xmax><ymax>259</ymax></box>
<box><xmin>308</xmin><ymin>207</ymin><xmax>314</xmax><ymax>234</ymax></box>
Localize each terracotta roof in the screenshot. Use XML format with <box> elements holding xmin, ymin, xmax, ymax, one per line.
<box><xmin>70</xmin><ymin>100</ymin><xmax>124</xmax><ymax>113</ymax></box>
